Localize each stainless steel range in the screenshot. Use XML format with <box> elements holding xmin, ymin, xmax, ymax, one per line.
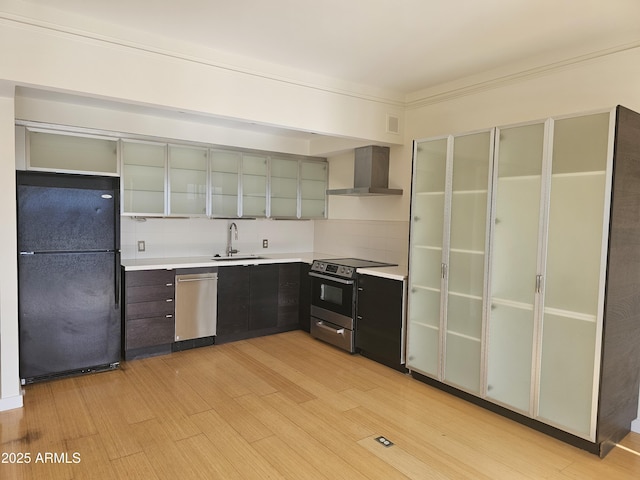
<box><xmin>309</xmin><ymin>258</ymin><xmax>396</xmax><ymax>353</ymax></box>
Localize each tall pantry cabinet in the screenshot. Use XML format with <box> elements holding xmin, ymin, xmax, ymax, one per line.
<box><xmin>407</xmin><ymin>106</ymin><xmax>640</xmax><ymax>456</ymax></box>
<box><xmin>407</xmin><ymin>129</ymin><xmax>494</xmax><ymax>394</ymax></box>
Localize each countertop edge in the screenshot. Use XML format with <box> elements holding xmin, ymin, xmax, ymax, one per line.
<box><xmin>121</xmin><ymin>253</ymin><xmax>408</xmax><ymax>279</ymax></box>
<box><xmin>121</xmin><ymin>252</ymin><xmax>333</xmax><ymax>271</ymax></box>
<box><xmin>357</xmin><ymin>266</ymin><xmax>407</xmax><ymax>281</ymax></box>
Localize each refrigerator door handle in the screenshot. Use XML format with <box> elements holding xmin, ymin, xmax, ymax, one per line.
<box><xmin>115</xmin><ymin>252</ymin><xmax>121</xmax><ymax>308</ymax></box>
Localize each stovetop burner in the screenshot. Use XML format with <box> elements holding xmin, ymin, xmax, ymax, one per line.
<box><xmin>311</xmin><ymin>257</ymin><xmax>397</xmax><ymax>279</ymax></box>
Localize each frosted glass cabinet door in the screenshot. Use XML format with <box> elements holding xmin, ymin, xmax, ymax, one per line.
<box><xmin>210</xmin><ymin>150</ymin><xmax>240</xmax><ymax>217</ymax></box>
<box><xmin>407</xmin><ymin>138</ymin><xmax>447</xmax><ymax>377</ymax></box>
<box><xmin>271</xmin><ymin>157</ymin><xmax>299</xmax><ymax>217</ymax></box>
<box><xmin>242</xmin><ymin>154</ymin><xmax>268</xmax><ymax>217</ymax></box>
<box><xmin>29</xmin><ymin>130</ymin><xmax>118</xmax><ymax>175</ymax></box>
<box><xmin>122</xmin><ymin>140</ymin><xmax>166</xmax><ymax>215</ymax></box>
<box><xmin>537</xmin><ymin>113</ymin><xmax>610</xmax><ymax>437</ymax></box>
<box><xmin>300</xmin><ymin>161</ymin><xmax>327</xmax><ymax>218</ymax></box>
<box><xmin>444</xmin><ymin>131</ymin><xmax>492</xmax><ymax>393</ymax></box>
<box><xmin>486</xmin><ymin>123</ymin><xmax>545</xmax><ymax>412</ymax></box>
<box><xmin>169</xmin><ymin>145</ymin><xmax>208</xmax><ymax>215</ymax></box>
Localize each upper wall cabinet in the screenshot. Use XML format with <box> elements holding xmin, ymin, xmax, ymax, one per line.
<box><xmin>24</xmin><ymin>128</ymin><xmax>119</xmax><ymax>175</ymax></box>
<box><xmin>300</xmin><ymin>160</ymin><xmax>327</xmax><ymax>218</ymax></box>
<box><xmin>168</xmin><ymin>145</ymin><xmax>208</xmax><ymax>216</ymax></box>
<box><xmin>121</xmin><ymin>140</ymin><xmax>167</xmax><ymax>215</ymax></box>
<box><xmin>270</xmin><ymin>157</ymin><xmax>299</xmax><ymax>218</ymax></box>
<box><xmin>17</xmin><ymin>124</ymin><xmax>327</xmax><ymax>219</ymax></box>
<box><xmin>242</xmin><ymin>153</ymin><xmax>269</xmax><ymax>218</ymax></box>
<box><xmin>210</xmin><ymin>149</ymin><xmax>241</xmax><ymax>217</ymax></box>
<box><xmin>208</xmin><ymin>152</ymin><xmax>327</xmax><ymax>219</ymax></box>
<box><xmin>271</xmin><ymin>158</ymin><xmax>328</xmax><ymax>219</ymax></box>
<box><xmin>407</xmin><ymin>106</ymin><xmax>640</xmax><ymax>457</ymax></box>
<box><xmin>122</xmin><ymin>141</ymin><xmax>210</xmax><ymax>217</ymax></box>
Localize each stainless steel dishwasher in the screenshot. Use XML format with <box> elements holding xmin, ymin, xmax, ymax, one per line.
<box><xmin>175</xmin><ymin>272</ymin><xmax>218</xmax><ymax>342</ymax></box>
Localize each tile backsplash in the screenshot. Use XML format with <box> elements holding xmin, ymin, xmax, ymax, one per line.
<box><xmin>121</xmin><ymin>217</ymin><xmax>314</xmax><ymax>259</ymax></box>
<box><xmin>121</xmin><ymin>216</ymin><xmax>410</xmax><ymax>266</ymax></box>
<box><xmin>313</xmin><ymin>219</ymin><xmax>410</xmax><ymax>266</ymax></box>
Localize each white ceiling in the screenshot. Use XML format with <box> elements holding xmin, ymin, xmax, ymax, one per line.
<box><xmin>15</xmin><ymin>0</ymin><xmax>640</xmax><ymax>98</ymax></box>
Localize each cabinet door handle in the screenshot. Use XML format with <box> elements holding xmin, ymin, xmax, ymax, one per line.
<box><xmin>166</xmin><ymin>298</ymin><xmax>173</xmax><ymax>302</ymax></box>
<box><xmin>166</xmin><ymin>283</ymin><xmax>173</xmax><ymax>287</ymax></box>
<box><xmin>166</xmin><ymin>314</ymin><xmax>173</xmax><ymax>318</ymax></box>
<box><xmin>535</xmin><ymin>275</ymin><xmax>543</xmax><ymax>293</ymax></box>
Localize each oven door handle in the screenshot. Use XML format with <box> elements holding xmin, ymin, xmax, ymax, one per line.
<box><xmin>315</xmin><ymin>320</ymin><xmax>345</xmax><ymax>335</ymax></box>
<box><xmin>308</xmin><ymin>272</ymin><xmax>355</xmax><ymax>285</ymax></box>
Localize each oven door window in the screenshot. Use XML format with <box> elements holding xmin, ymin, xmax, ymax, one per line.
<box><xmin>321</xmin><ymin>283</ymin><xmax>343</xmax><ymax>305</ymax></box>
<box><xmin>311</xmin><ymin>276</ymin><xmax>354</xmax><ymax>318</ymax></box>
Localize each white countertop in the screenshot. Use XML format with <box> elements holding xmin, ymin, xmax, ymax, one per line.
<box><xmin>121</xmin><ymin>252</ymin><xmax>318</xmax><ymax>270</ymax></box>
<box><xmin>121</xmin><ymin>252</ymin><xmax>408</xmax><ymax>280</ymax></box>
<box><xmin>357</xmin><ymin>265</ymin><xmax>407</xmax><ymax>281</ymax></box>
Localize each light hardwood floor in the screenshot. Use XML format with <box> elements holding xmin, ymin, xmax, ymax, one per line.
<box><xmin>2</xmin><ymin>330</ymin><xmax>640</xmax><ymax>479</ymax></box>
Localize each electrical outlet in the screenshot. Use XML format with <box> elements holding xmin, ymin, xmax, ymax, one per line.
<box><xmin>137</xmin><ymin>240</ymin><xmax>146</xmax><ymax>252</ymax></box>
<box><xmin>262</xmin><ymin>239</ymin><xmax>268</xmax><ymax>248</ymax></box>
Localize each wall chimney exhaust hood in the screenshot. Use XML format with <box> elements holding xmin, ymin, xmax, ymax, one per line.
<box><xmin>326</xmin><ymin>145</ymin><xmax>403</xmax><ymax>196</ymax></box>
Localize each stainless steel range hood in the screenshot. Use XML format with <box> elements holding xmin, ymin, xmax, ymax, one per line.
<box><xmin>326</xmin><ymin>145</ymin><xmax>403</xmax><ymax>196</ymax></box>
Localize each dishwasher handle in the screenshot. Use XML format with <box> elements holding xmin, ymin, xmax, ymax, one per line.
<box><xmin>176</xmin><ymin>273</ymin><xmax>218</xmax><ymax>283</ymax></box>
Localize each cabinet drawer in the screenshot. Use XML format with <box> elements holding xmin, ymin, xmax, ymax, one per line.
<box><xmin>126</xmin><ymin>316</ymin><xmax>175</xmax><ymax>349</ymax></box>
<box><xmin>126</xmin><ymin>283</ymin><xmax>175</xmax><ymax>303</ymax></box>
<box><xmin>126</xmin><ymin>269</ymin><xmax>175</xmax><ymax>287</ymax></box>
<box><xmin>126</xmin><ymin>299</ymin><xmax>174</xmax><ymax>320</ymax></box>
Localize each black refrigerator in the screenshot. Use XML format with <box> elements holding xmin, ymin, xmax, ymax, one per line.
<box><xmin>17</xmin><ymin>171</ymin><xmax>121</xmax><ymax>384</ymax></box>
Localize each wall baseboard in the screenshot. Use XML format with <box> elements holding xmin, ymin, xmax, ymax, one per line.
<box><xmin>0</xmin><ymin>393</ymin><xmax>24</xmax><ymax>412</ymax></box>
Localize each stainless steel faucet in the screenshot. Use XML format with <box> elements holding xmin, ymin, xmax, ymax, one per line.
<box><xmin>226</xmin><ymin>222</ymin><xmax>238</xmax><ymax>256</ymax></box>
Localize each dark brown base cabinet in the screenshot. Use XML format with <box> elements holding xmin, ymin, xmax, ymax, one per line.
<box><xmin>216</xmin><ymin>265</ymin><xmax>250</xmax><ymax>340</ymax></box>
<box><xmin>122</xmin><ymin>262</ymin><xmax>310</xmax><ymax>356</ymax></box>
<box><xmin>356</xmin><ymin>274</ymin><xmax>406</xmax><ymax>372</ymax></box>
<box><xmin>216</xmin><ymin>263</ymin><xmax>305</xmax><ymax>344</ymax></box>
<box><xmin>278</xmin><ymin>263</ymin><xmax>303</xmax><ymax>328</ymax></box>
<box><xmin>298</xmin><ymin>263</ymin><xmax>311</xmax><ymax>332</ymax></box>
<box><xmin>122</xmin><ymin>269</ymin><xmax>175</xmax><ymax>360</ymax></box>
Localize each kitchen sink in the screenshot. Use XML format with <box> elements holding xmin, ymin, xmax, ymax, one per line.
<box><xmin>211</xmin><ymin>255</ymin><xmax>264</xmax><ymax>261</ymax></box>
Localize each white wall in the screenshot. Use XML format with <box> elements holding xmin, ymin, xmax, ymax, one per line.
<box><xmin>0</xmin><ymin>91</ymin><xmax>22</xmax><ymax>410</ymax></box>
<box><xmin>0</xmin><ymin>15</ymin><xmax>404</xmax><ymax>147</ymax></box>
<box><xmin>405</xmin><ymin>48</ymin><xmax>640</xmax><ymax>138</ymax></box>
<box><xmin>15</xmin><ymin>95</ymin><xmax>317</xmax><ymax>158</ymax></box>
<box><xmin>314</xmin><ymin>219</ymin><xmax>409</xmax><ymax>267</ymax></box>
<box><xmin>325</xmin><ymin>145</ymin><xmax>411</xmax><ymax>222</ymax></box>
